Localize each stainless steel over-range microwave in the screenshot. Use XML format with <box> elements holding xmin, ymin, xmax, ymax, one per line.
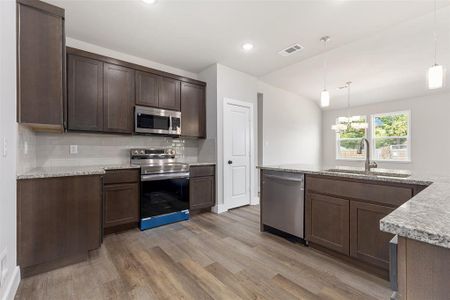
<box><xmin>135</xmin><ymin>106</ymin><xmax>181</xmax><ymax>136</ymax></box>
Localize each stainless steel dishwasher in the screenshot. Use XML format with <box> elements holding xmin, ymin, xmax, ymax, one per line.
<box><xmin>261</xmin><ymin>170</ymin><xmax>304</xmax><ymax>238</ymax></box>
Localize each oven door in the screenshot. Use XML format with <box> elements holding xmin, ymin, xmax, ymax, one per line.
<box><xmin>140</xmin><ymin>173</ymin><xmax>189</xmax><ymax>219</ymax></box>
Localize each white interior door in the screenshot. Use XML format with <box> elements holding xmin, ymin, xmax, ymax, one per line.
<box><xmin>224</xmin><ymin>100</ymin><xmax>251</xmax><ymax>209</ymax></box>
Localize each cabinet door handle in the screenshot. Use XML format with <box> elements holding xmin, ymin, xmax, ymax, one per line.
<box><xmin>228</xmin><ymin>160</ymin><xmax>233</xmax><ymax>165</ymax></box>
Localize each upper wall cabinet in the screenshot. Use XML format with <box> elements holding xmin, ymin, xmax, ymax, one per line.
<box><xmin>135</xmin><ymin>71</ymin><xmax>159</xmax><ymax>108</ymax></box>
<box><xmin>158</xmin><ymin>77</ymin><xmax>181</xmax><ymax>111</ymax></box>
<box><xmin>135</xmin><ymin>71</ymin><xmax>182</xmax><ymax>112</ymax></box>
<box><xmin>103</xmin><ymin>63</ymin><xmax>135</xmax><ymax>133</ymax></box>
<box><xmin>66</xmin><ymin>48</ymin><xmax>206</xmax><ymax>137</ymax></box>
<box><xmin>17</xmin><ymin>0</ymin><xmax>65</xmax><ymax>132</ymax></box>
<box><xmin>181</xmin><ymin>82</ymin><xmax>206</xmax><ymax>138</ymax></box>
<box><xmin>67</xmin><ymin>55</ymin><xmax>104</xmax><ymax>132</ymax></box>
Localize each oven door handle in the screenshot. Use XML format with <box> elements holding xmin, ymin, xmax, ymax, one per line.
<box><xmin>141</xmin><ymin>172</ymin><xmax>190</xmax><ymax>182</ymax></box>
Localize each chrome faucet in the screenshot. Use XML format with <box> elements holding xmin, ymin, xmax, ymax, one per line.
<box><xmin>357</xmin><ymin>138</ymin><xmax>377</xmax><ymax>173</ymax></box>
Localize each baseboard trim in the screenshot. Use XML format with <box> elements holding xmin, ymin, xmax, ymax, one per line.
<box><xmin>251</xmin><ymin>196</ymin><xmax>260</xmax><ymax>206</ymax></box>
<box><xmin>1</xmin><ymin>266</ymin><xmax>20</xmax><ymax>300</ymax></box>
<box><xmin>211</xmin><ymin>203</ymin><xmax>228</xmax><ymax>214</ymax></box>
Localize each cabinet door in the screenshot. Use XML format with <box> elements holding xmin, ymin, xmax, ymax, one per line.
<box><xmin>190</xmin><ymin>176</ymin><xmax>215</xmax><ymax>210</ymax></box>
<box><xmin>350</xmin><ymin>201</ymin><xmax>394</xmax><ymax>270</ymax></box>
<box><xmin>17</xmin><ymin>1</ymin><xmax>64</xmax><ymax>129</ymax></box>
<box><xmin>158</xmin><ymin>77</ymin><xmax>181</xmax><ymax>111</ymax></box>
<box><xmin>67</xmin><ymin>55</ymin><xmax>103</xmax><ymax>131</ymax></box>
<box><xmin>305</xmin><ymin>193</ymin><xmax>350</xmax><ymax>255</ymax></box>
<box><xmin>103</xmin><ymin>63</ymin><xmax>135</xmax><ymax>133</ymax></box>
<box><xmin>17</xmin><ymin>176</ymin><xmax>102</xmax><ymax>271</ymax></box>
<box><xmin>136</xmin><ymin>71</ymin><xmax>160</xmax><ymax>108</ymax></box>
<box><xmin>104</xmin><ymin>183</ymin><xmax>139</xmax><ymax>228</ymax></box>
<box><xmin>181</xmin><ymin>82</ymin><xmax>206</xmax><ymax>138</ymax></box>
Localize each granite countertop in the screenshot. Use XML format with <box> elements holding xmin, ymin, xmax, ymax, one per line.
<box><xmin>258</xmin><ymin>164</ymin><xmax>450</xmax><ymax>249</ymax></box>
<box><xmin>17</xmin><ymin>161</ymin><xmax>216</xmax><ymax>180</ymax></box>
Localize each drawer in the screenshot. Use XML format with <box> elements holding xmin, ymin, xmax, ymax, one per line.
<box><xmin>306</xmin><ymin>175</ymin><xmax>413</xmax><ymax>207</ymax></box>
<box><xmin>190</xmin><ymin>165</ymin><xmax>215</xmax><ymax>177</ymax></box>
<box><xmin>104</xmin><ymin>169</ymin><xmax>140</xmax><ymax>185</ymax></box>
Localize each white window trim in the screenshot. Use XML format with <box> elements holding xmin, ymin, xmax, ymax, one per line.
<box><xmin>335</xmin><ymin>116</ymin><xmax>368</xmax><ymax>161</ymax></box>
<box><xmin>371</xmin><ymin>110</ymin><xmax>411</xmax><ymax>163</ymax></box>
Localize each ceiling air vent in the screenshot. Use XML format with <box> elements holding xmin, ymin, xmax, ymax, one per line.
<box><xmin>278</xmin><ymin>43</ymin><xmax>304</xmax><ymax>56</ymax></box>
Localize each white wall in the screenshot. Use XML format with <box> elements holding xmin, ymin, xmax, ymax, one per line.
<box><xmin>197</xmin><ymin>64</ymin><xmax>218</xmax><ymax>163</ymax></box>
<box><xmin>0</xmin><ymin>1</ymin><xmax>20</xmax><ymax>299</ymax></box>
<box><xmin>202</xmin><ymin>63</ymin><xmax>322</xmax><ymax>213</ymax></box>
<box><xmin>216</xmin><ymin>64</ymin><xmax>259</xmax><ymax>211</ymax></box>
<box><xmin>322</xmin><ymin>91</ymin><xmax>450</xmax><ymax>173</ymax></box>
<box><xmin>66</xmin><ymin>38</ymin><xmax>198</xmax><ymax>79</ymax></box>
<box><xmin>257</xmin><ymin>82</ymin><xmax>322</xmax><ymax>166</ymax></box>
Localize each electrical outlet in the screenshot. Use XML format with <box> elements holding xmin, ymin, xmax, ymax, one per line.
<box><xmin>2</xmin><ymin>137</ymin><xmax>7</xmax><ymax>157</ymax></box>
<box><xmin>0</xmin><ymin>248</ymin><xmax>7</xmax><ymax>289</ymax></box>
<box><xmin>70</xmin><ymin>145</ymin><xmax>78</xmax><ymax>155</ymax></box>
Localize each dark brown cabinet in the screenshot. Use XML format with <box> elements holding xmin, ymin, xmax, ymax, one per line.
<box><xmin>350</xmin><ymin>201</ymin><xmax>394</xmax><ymax>270</ymax></box>
<box><xmin>103</xmin><ymin>64</ymin><xmax>135</xmax><ymax>133</ymax></box>
<box><xmin>103</xmin><ymin>169</ymin><xmax>140</xmax><ymax>233</ymax></box>
<box><xmin>189</xmin><ymin>165</ymin><xmax>215</xmax><ymax>210</ymax></box>
<box><xmin>66</xmin><ymin>48</ymin><xmax>207</xmax><ymax>136</ymax></box>
<box><xmin>306</xmin><ymin>193</ymin><xmax>349</xmax><ymax>255</ymax></box>
<box><xmin>135</xmin><ymin>71</ymin><xmax>159</xmax><ymax>108</ymax></box>
<box><xmin>158</xmin><ymin>77</ymin><xmax>181</xmax><ymax>111</ymax></box>
<box><xmin>67</xmin><ymin>55</ymin><xmax>103</xmax><ymax>131</ymax></box>
<box><xmin>305</xmin><ymin>174</ymin><xmax>426</xmax><ymax>279</ymax></box>
<box><xmin>181</xmin><ymin>82</ymin><xmax>206</xmax><ymax>138</ymax></box>
<box><xmin>17</xmin><ymin>0</ymin><xmax>65</xmax><ymax>131</ymax></box>
<box><xmin>67</xmin><ymin>50</ymin><xmax>135</xmax><ymax>134</ymax></box>
<box><xmin>17</xmin><ymin>175</ymin><xmax>102</xmax><ymax>277</ymax></box>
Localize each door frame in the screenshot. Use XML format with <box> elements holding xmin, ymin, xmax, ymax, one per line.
<box><xmin>222</xmin><ymin>97</ymin><xmax>255</xmax><ymax>211</ymax></box>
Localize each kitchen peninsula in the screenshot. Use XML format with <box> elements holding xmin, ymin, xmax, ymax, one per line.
<box><xmin>258</xmin><ymin>164</ymin><xmax>450</xmax><ymax>299</ymax></box>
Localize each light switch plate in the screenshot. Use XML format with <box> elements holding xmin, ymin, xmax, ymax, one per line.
<box><xmin>0</xmin><ymin>248</ymin><xmax>7</xmax><ymax>288</ymax></box>
<box><xmin>70</xmin><ymin>145</ymin><xmax>78</xmax><ymax>155</ymax></box>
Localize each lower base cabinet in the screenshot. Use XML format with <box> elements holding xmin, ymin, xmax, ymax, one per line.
<box><xmin>305</xmin><ymin>174</ymin><xmax>426</xmax><ymax>279</ymax></box>
<box><xmin>103</xmin><ymin>169</ymin><xmax>140</xmax><ymax>233</ymax></box>
<box><xmin>306</xmin><ymin>193</ymin><xmax>349</xmax><ymax>255</ymax></box>
<box><xmin>350</xmin><ymin>201</ymin><xmax>395</xmax><ymax>270</ymax></box>
<box><xmin>17</xmin><ymin>175</ymin><xmax>102</xmax><ymax>278</ymax></box>
<box><xmin>189</xmin><ymin>165</ymin><xmax>215</xmax><ymax>210</ymax></box>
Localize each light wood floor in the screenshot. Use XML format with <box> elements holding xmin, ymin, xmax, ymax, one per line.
<box><xmin>16</xmin><ymin>206</ymin><xmax>391</xmax><ymax>300</ymax></box>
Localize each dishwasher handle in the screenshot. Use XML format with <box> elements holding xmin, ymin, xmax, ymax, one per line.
<box><xmin>263</xmin><ymin>173</ymin><xmax>304</xmax><ymax>190</ymax></box>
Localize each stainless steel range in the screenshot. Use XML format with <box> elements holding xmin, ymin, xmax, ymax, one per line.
<box><xmin>131</xmin><ymin>148</ymin><xmax>190</xmax><ymax>230</ymax></box>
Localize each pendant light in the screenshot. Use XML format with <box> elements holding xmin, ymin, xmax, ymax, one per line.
<box><xmin>320</xmin><ymin>36</ymin><xmax>331</xmax><ymax>107</ymax></box>
<box><xmin>427</xmin><ymin>0</ymin><xmax>445</xmax><ymax>89</ymax></box>
<box><xmin>331</xmin><ymin>82</ymin><xmax>368</xmax><ymax>132</ymax></box>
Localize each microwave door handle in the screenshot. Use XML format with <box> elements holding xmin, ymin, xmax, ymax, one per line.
<box><xmin>169</xmin><ymin>116</ymin><xmax>173</xmax><ymax>131</ymax></box>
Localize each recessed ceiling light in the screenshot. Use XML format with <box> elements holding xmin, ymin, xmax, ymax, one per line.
<box><xmin>242</xmin><ymin>43</ymin><xmax>254</xmax><ymax>52</ymax></box>
<box><xmin>142</xmin><ymin>0</ymin><xmax>157</xmax><ymax>4</ymax></box>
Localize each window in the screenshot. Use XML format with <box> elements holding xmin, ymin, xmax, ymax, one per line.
<box><xmin>372</xmin><ymin>111</ymin><xmax>410</xmax><ymax>161</ymax></box>
<box><xmin>336</xmin><ymin>116</ymin><xmax>367</xmax><ymax>160</ymax></box>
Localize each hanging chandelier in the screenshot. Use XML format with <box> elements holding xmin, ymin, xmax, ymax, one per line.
<box><xmin>320</xmin><ymin>36</ymin><xmax>331</xmax><ymax>107</ymax></box>
<box><xmin>427</xmin><ymin>0</ymin><xmax>445</xmax><ymax>89</ymax></box>
<box><xmin>331</xmin><ymin>81</ymin><xmax>368</xmax><ymax>132</ymax></box>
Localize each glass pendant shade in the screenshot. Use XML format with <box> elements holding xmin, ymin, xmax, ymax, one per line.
<box><xmin>321</xmin><ymin>90</ymin><xmax>330</xmax><ymax>107</ymax></box>
<box><xmin>428</xmin><ymin>64</ymin><xmax>444</xmax><ymax>89</ymax></box>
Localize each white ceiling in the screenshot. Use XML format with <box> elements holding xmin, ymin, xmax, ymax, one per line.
<box><xmin>47</xmin><ymin>0</ymin><xmax>450</xmax><ymax>109</ymax></box>
<box><xmin>262</xmin><ymin>5</ymin><xmax>450</xmax><ymax>110</ymax></box>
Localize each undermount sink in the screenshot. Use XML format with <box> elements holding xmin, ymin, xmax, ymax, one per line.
<box><xmin>326</xmin><ymin>168</ymin><xmax>411</xmax><ymax>179</ymax></box>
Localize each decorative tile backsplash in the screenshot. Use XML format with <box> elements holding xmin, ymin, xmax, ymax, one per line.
<box><xmin>17</xmin><ymin>125</ymin><xmax>200</xmax><ymax>171</ymax></box>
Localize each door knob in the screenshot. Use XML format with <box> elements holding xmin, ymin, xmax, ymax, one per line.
<box><xmin>228</xmin><ymin>160</ymin><xmax>233</xmax><ymax>165</ymax></box>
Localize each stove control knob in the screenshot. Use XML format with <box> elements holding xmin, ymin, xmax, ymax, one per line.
<box><xmin>140</xmin><ymin>150</ymin><xmax>145</xmax><ymax>155</ymax></box>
